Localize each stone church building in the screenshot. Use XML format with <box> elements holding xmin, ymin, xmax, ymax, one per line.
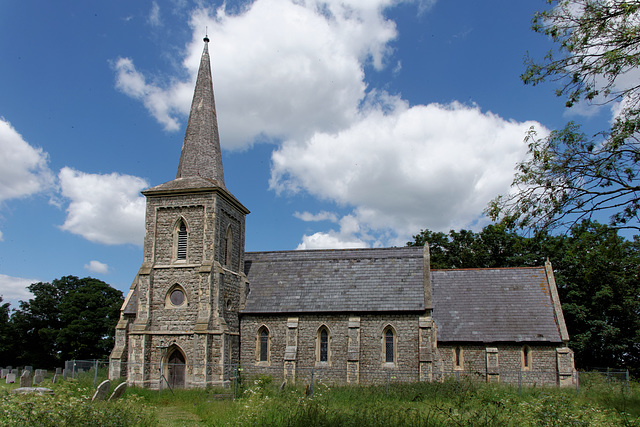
<box><xmin>109</xmin><ymin>38</ymin><xmax>575</xmax><ymax>389</ymax></box>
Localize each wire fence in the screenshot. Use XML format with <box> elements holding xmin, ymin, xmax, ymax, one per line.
<box><xmin>58</xmin><ymin>360</ymin><xmax>630</xmax><ymax>399</ymax></box>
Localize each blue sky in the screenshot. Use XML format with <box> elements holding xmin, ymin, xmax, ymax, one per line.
<box><xmin>0</xmin><ymin>0</ymin><xmax>614</xmax><ymax>307</ymax></box>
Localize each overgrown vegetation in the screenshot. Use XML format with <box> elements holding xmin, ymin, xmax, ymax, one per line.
<box><xmin>0</xmin><ymin>373</ymin><xmax>155</xmax><ymax>426</ymax></box>
<box><xmin>1</xmin><ymin>372</ymin><xmax>638</xmax><ymax>426</ymax></box>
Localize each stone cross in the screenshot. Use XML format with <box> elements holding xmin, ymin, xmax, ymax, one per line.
<box><xmin>92</xmin><ymin>380</ymin><xmax>111</xmax><ymax>402</ymax></box>
<box><xmin>19</xmin><ymin>370</ymin><xmax>32</xmax><ymax>388</ymax></box>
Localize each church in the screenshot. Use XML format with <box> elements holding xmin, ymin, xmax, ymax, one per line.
<box><xmin>109</xmin><ymin>38</ymin><xmax>576</xmax><ymax>389</ymax></box>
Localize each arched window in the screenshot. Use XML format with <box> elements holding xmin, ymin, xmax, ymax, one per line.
<box><xmin>317</xmin><ymin>326</ymin><xmax>329</xmax><ymax>363</ymax></box>
<box><xmin>176</xmin><ymin>220</ymin><xmax>187</xmax><ymax>260</ymax></box>
<box><xmin>257</xmin><ymin>326</ymin><xmax>269</xmax><ymax>363</ymax></box>
<box><xmin>224</xmin><ymin>226</ymin><xmax>233</xmax><ymax>268</ymax></box>
<box><xmin>454</xmin><ymin>346</ymin><xmax>463</xmax><ymax>369</ymax></box>
<box><xmin>522</xmin><ymin>346</ymin><xmax>531</xmax><ymax>370</ymax></box>
<box><xmin>384</xmin><ymin>327</ymin><xmax>395</xmax><ymax>364</ymax></box>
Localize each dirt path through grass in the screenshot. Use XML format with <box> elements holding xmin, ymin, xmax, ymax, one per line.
<box><xmin>157</xmin><ymin>405</ymin><xmax>206</xmax><ymax>426</ymax></box>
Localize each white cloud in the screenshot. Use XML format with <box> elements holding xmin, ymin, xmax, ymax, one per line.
<box><xmin>58</xmin><ymin>167</ymin><xmax>147</xmax><ymax>245</ymax></box>
<box><xmin>277</xmin><ymin>99</ymin><xmax>543</xmax><ymax>247</ymax></box>
<box><xmin>293</xmin><ymin>211</ymin><xmax>339</xmax><ymax>222</ymax></box>
<box><xmin>297</xmin><ymin>214</ymin><xmax>370</xmax><ymax>249</ymax></box>
<box><xmin>85</xmin><ymin>260</ymin><xmax>109</xmax><ymax>274</ymax></box>
<box><xmin>114</xmin><ymin>0</ymin><xmax>400</xmax><ymax>148</ymax></box>
<box><xmin>0</xmin><ymin>118</ymin><xmax>54</xmax><ymax>203</ymax></box>
<box><xmin>0</xmin><ymin>274</ymin><xmax>35</xmax><ymax>308</ymax></box>
<box><xmin>0</xmin><ymin>230</ymin><xmax>3</xmax><ymax>241</ymax></box>
<box><xmin>148</xmin><ymin>2</ymin><xmax>161</xmax><ymax>27</ymax></box>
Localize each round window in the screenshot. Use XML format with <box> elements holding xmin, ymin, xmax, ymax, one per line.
<box><xmin>170</xmin><ymin>289</ymin><xmax>185</xmax><ymax>306</ymax></box>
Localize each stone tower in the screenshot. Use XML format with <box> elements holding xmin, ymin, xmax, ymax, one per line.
<box><xmin>109</xmin><ymin>37</ymin><xmax>249</xmax><ymax>388</ymax></box>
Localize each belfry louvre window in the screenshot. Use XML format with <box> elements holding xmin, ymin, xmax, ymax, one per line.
<box><xmin>177</xmin><ymin>222</ymin><xmax>187</xmax><ymax>259</ymax></box>
<box><xmin>385</xmin><ymin>328</ymin><xmax>394</xmax><ymax>363</ymax></box>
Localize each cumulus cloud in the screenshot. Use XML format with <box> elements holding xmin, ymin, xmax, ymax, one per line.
<box><xmin>297</xmin><ymin>215</ymin><xmax>369</xmax><ymax>249</ymax></box>
<box><xmin>0</xmin><ymin>118</ymin><xmax>54</xmax><ymax>203</ymax></box>
<box><xmin>114</xmin><ymin>0</ymin><xmax>544</xmax><ymax>249</ymax></box>
<box><xmin>293</xmin><ymin>211</ymin><xmax>339</xmax><ymax>223</ymax></box>
<box><xmin>58</xmin><ymin>167</ymin><xmax>147</xmax><ymax>245</ymax></box>
<box><xmin>84</xmin><ymin>260</ymin><xmax>109</xmax><ymax>274</ymax></box>
<box><xmin>0</xmin><ymin>230</ymin><xmax>3</xmax><ymax>241</ymax></box>
<box><xmin>0</xmin><ymin>274</ymin><xmax>35</xmax><ymax>308</ymax></box>
<box><xmin>273</xmin><ymin>99</ymin><xmax>543</xmax><ymax>247</ymax></box>
<box><xmin>114</xmin><ymin>0</ymin><xmax>399</xmax><ymax>148</ymax></box>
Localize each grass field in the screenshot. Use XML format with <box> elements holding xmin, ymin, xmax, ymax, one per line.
<box><xmin>0</xmin><ymin>372</ymin><xmax>638</xmax><ymax>426</ymax></box>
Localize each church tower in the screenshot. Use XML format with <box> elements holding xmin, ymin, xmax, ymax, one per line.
<box><xmin>109</xmin><ymin>37</ymin><xmax>249</xmax><ymax>388</ymax></box>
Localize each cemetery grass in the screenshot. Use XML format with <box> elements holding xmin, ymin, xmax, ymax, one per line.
<box><xmin>1</xmin><ymin>374</ymin><xmax>639</xmax><ymax>426</ymax></box>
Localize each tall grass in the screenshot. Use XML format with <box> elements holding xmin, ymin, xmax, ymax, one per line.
<box><xmin>1</xmin><ymin>373</ymin><xmax>637</xmax><ymax>426</ymax></box>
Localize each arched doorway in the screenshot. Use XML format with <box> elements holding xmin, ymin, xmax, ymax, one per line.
<box><xmin>166</xmin><ymin>347</ymin><xmax>186</xmax><ymax>389</ymax></box>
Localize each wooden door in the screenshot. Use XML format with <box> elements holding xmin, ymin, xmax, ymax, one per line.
<box><xmin>167</xmin><ymin>350</ymin><xmax>185</xmax><ymax>389</ymax></box>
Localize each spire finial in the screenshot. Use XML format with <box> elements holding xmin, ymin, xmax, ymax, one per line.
<box><xmin>204</xmin><ymin>27</ymin><xmax>209</xmax><ymax>43</ymax></box>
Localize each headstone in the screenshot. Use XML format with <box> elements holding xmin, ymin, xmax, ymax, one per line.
<box><xmin>12</xmin><ymin>387</ymin><xmax>54</xmax><ymax>395</ymax></box>
<box><xmin>51</xmin><ymin>374</ymin><xmax>58</xmax><ymax>384</ymax></box>
<box><xmin>33</xmin><ymin>369</ymin><xmax>46</xmax><ymax>385</ymax></box>
<box><xmin>108</xmin><ymin>382</ymin><xmax>127</xmax><ymax>401</ymax></box>
<box><xmin>5</xmin><ymin>373</ymin><xmax>15</xmax><ymax>384</ymax></box>
<box><xmin>6</xmin><ymin>365</ymin><xmax>12</xmax><ymax>370</ymax></box>
<box><xmin>10</xmin><ymin>369</ymin><xmax>19</xmax><ymax>376</ymax></box>
<box><xmin>1</xmin><ymin>369</ymin><xmax>7</xmax><ymax>379</ymax></box>
<box><xmin>92</xmin><ymin>379</ymin><xmax>110</xmax><ymax>402</ymax></box>
<box><xmin>55</xmin><ymin>367</ymin><xmax>62</xmax><ymax>375</ymax></box>
<box><xmin>20</xmin><ymin>370</ymin><xmax>33</xmax><ymax>388</ymax></box>
<box><xmin>24</xmin><ymin>366</ymin><xmax>33</xmax><ymax>373</ymax></box>
<box><xmin>62</xmin><ymin>368</ymin><xmax>70</xmax><ymax>379</ymax></box>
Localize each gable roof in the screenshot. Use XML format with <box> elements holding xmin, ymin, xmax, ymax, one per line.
<box><xmin>243</xmin><ymin>247</ymin><xmax>426</xmax><ymax>313</ymax></box>
<box><xmin>432</xmin><ymin>267</ymin><xmax>563</xmax><ymax>343</ymax></box>
<box><xmin>242</xmin><ymin>247</ymin><xmax>565</xmax><ymax>343</ymax></box>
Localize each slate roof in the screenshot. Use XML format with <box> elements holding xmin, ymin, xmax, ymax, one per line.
<box><xmin>242</xmin><ymin>247</ymin><xmax>564</xmax><ymax>343</ymax></box>
<box><xmin>432</xmin><ymin>267</ymin><xmax>562</xmax><ymax>343</ymax></box>
<box><xmin>243</xmin><ymin>247</ymin><xmax>426</xmax><ymax>313</ymax></box>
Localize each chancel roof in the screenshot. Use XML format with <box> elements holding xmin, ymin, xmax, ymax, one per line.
<box><xmin>431</xmin><ymin>267</ymin><xmax>563</xmax><ymax>343</ymax></box>
<box><xmin>242</xmin><ymin>247</ymin><xmax>565</xmax><ymax>343</ymax></box>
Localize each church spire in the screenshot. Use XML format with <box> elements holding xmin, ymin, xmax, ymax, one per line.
<box><xmin>176</xmin><ymin>36</ymin><xmax>225</xmax><ymax>186</ymax></box>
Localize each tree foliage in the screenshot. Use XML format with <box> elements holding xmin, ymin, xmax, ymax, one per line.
<box><xmin>8</xmin><ymin>276</ymin><xmax>123</xmax><ymax>367</ymax></box>
<box><xmin>409</xmin><ymin>221</ymin><xmax>640</xmax><ymax>376</ymax></box>
<box><xmin>488</xmin><ymin>0</ymin><xmax>640</xmax><ymax>232</ymax></box>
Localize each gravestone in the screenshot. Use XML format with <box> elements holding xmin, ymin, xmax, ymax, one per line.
<box><xmin>1</xmin><ymin>369</ymin><xmax>7</xmax><ymax>379</ymax></box>
<box><xmin>92</xmin><ymin>379</ymin><xmax>110</xmax><ymax>402</ymax></box>
<box><xmin>55</xmin><ymin>367</ymin><xmax>62</xmax><ymax>375</ymax></box>
<box><xmin>20</xmin><ymin>370</ymin><xmax>33</xmax><ymax>388</ymax></box>
<box><xmin>12</xmin><ymin>387</ymin><xmax>54</xmax><ymax>395</ymax></box>
<box><xmin>33</xmin><ymin>369</ymin><xmax>46</xmax><ymax>385</ymax></box>
<box><xmin>108</xmin><ymin>382</ymin><xmax>127</xmax><ymax>401</ymax></box>
<box><xmin>6</xmin><ymin>366</ymin><xmax>12</xmax><ymax>370</ymax></box>
<box><xmin>5</xmin><ymin>373</ymin><xmax>15</xmax><ymax>384</ymax></box>
<box><xmin>62</xmin><ymin>368</ymin><xmax>70</xmax><ymax>379</ymax></box>
<box><xmin>51</xmin><ymin>374</ymin><xmax>58</xmax><ymax>384</ymax></box>
<box><xmin>24</xmin><ymin>366</ymin><xmax>33</xmax><ymax>373</ymax></box>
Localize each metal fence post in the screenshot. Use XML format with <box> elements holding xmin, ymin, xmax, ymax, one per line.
<box><xmin>386</xmin><ymin>371</ymin><xmax>391</xmax><ymax>398</ymax></box>
<box><xmin>310</xmin><ymin>369</ymin><xmax>314</xmax><ymax>396</ymax></box>
<box><xmin>93</xmin><ymin>359</ymin><xmax>98</xmax><ymax>387</ymax></box>
<box><xmin>518</xmin><ymin>370</ymin><xmax>522</xmax><ymax>396</ymax></box>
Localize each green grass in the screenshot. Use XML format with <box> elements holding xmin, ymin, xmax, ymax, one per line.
<box><xmin>1</xmin><ymin>372</ymin><xmax>638</xmax><ymax>426</ymax></box>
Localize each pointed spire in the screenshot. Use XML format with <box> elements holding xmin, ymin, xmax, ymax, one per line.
<box><xmin>176</xmin><ymin>36</ymin><xmax>225</xmax><ymax>186</ymax></box>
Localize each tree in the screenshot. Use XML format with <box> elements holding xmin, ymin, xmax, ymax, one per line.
<box><xmin>0</xmin><ymin>297</ymin><xmax>13</xmax><ymax>363</ymax></box>
<box><xmin>488</xmin><ymin>0</ymin><xmax>640</xmax><ymax>232</ymax></box>
<box><xmin>10</xmin><ymin>276</ymin><xmax>123</xmax><ymax>367</ymax></box>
